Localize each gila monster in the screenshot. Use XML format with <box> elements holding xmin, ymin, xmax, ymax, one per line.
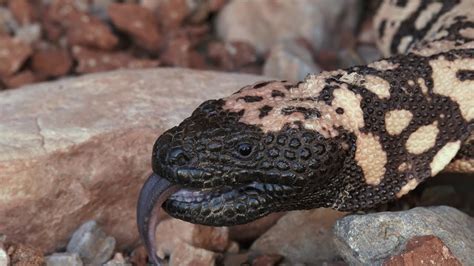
<box><xmin>137</xmin><ymin>0</ymin><xmax>474</xmax><ymax>264</ymax></box>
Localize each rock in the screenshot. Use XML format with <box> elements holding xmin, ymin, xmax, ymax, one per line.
<box><xmin>7</xmin><ymin>243</ymin><xmax>44</xmax><ymax>266</ymax></box>
<box><xmin>72</xmin><ymin>46</ymin><xmax>159</xmax><ymax>74</ymax></box>
<box><xmin>0</xmin><ymin>7</ymin><xmax>18</xmax><ymax>35</ymax></box>
<box><xmin>66</xmin><ymin>220</ymin><xmax>116</xmax><ymax>265</ymax></box>
<box><xmin>0</xmin><ymin>68</ymin><xmax>267</xmax><ymax>253</ymax></box>
<box><xmin>32</xmin><ymin>48</ymin><xmax>72</xmax><ymax>78</ymax></box>
<box><xmin>129</xmin><ymin>245</ymin><xmax>147</xmax><ymax>266</ymax></box>
<box><xmin>1</xmin><ymin>70</ymin><xmax>38</xmax><ymax>89</ymax></box>
<box><xmin>223</xmin><ymin>253</ymin><xmax>251</xmax><ymax>266</ymax></box>
<box><xmin>216</xmin><ymin>0</ymin><xmax>358</xmax><ymax>54</ymax></box>
<box><xmin>251</xmin><ymin>209</ymin><xmax>346</xmax><ymax>265</ymax></box>
<box><xmin>108</xmin><ymin>3</ymin><xmax>161</xmax><ymax>53</ymax></box>
<box><xmin>383</xmin><ymin>235</ymin><xmax>461</xmax><ymax>266</ymax></box>
<box><xmin>155</xmin><ymin>0</ymin><xmax>190</xmax><ymax>29</ymax></box>
<box><xmin>45</xmin><ymin>253</ymin><xmax>83</xmax><ymax>266</ymax></box>
<box><xmin>263</xmin><ymin>40</ymin><xmax>321</xmax><ymax>82</ymax></box>
<box><xmin>0</xmin><ymin>36</ymin><xmax>32</xmax><ymax>77</ymax></box>
<box><xmin>14</xmin><ymin>23</ymin><xmax>42</xmax><ymax>44</ymax></box>
<box><xmin>252</xmin><ymin>254</ymin><xmax>284</xmax><ymax>266</ymax></box>
<box><xmin>207</xmin><ymin>41</ymin><xmax>258</xmax><ymax>71</ymax></box>
<box><xmin>159</xmin><ymin>34</ymin><xmax>194</xmax><ymax>67</ymax></box>
<box><xmin>229</xmin><ymin>212</ymin><xmax>285</xmax><ymax>243</ymax></box>
<box><xmin>333</xmin><ymin>206</ymin><xmax>474</xmax><ymax>265</ymax></box>
<box><xmin>66</xmin><ymin>17</ymin><xmax>119</xmax><ymax>50</ymax></box>
<box><xmin>90</xmin><ymin>0</ymin><xmax>115</xmax><ymax>19</ymax></box>
<box><xmin>46</xmin><ymin>0</ymin><xmax>118</xmax><ymax>50</ymax></box>
<box><xmin>169</xmin><ymin>242</ymin><xmax>218</xmax><ymax>266</ymax></box>
<box><xmin>104</xmin><ymin>253</ymin><xmax>131</xmax><ymax>266</ymax></box>
<box><xmin>226</xmin><ymin>241</ymin><xmax>240</xmax><ymax>254</ymax></box>
<box><xmin>0</xmin><ymin>236</ymin><xmax>8</xmax><ymax>266</ymax></box>
<box><xmin>155</xmin><ymin>218</ymin><xmax>229</xmax><ymax>258</ymax></box>
<box><xmin>8</xmin><ymin>0</ymin><xmax>37</xmax><ymax>25</ymax></box>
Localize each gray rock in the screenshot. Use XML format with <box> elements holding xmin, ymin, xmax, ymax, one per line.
<box><xmin>251</xmin><ymin>209</ymin><xmax>346</xmax><ymax>265</ymax></box>
<box><xmin>263</xmin><ymin>40</ymin><xmax>321</xmax><ymax>82</ymax></box>
<box><xmin>216</xmin><ymin>0</ymin><xmax>359</xmax><ymax>54</ymax></box>
<box><xmin>333</xmin><ymin>206</ymin><xmax>474</xmax><ymax>265</ymax></box>
<box><xmin>0</xmin><ymin>7</ymin><xmax>18</xmax><ymax>34</ymax></box>
<box><xmin>45</xmin><ymin>253</ymin><xmax>83</xmax><ymax>266</ymax></box>
<box><xmin>0</xmin><ymin>68</ymin><xmax>266</xmax><ymax>253</ymax></box>
<box><xmin>15</xmin><ymin>23</ymin><xmax>42</xmax><ymax>44</ymax></box>
<box><xmin>66</xmin><ymin>220</ymin><xmax>116</xmax><ymax>265</ymax></box>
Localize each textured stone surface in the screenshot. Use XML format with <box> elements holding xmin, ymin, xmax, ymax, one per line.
<box><xmin>45</xmin><ymin>253</ymin><xmax>83</xmax><ymax>266</ymax></box>
<box><xmin>169</xmin><ymin>241</ymin><xmax>218</xmax><ymax>266</ymax></box>
<box><xmin>383</xmin><ymin>235</ymin><xmax>461</xmax><ymax>266</ymax></box>
<box><xmin>216</xmin><ymin>0</ymin><xmax>358</xmax><ymax>54</ymax></box>
<box><xmin>0</xmin><ymin>68</ymin><xmax>267</xmax><ymax>253</ymax></box>
<box><xmin>7</xmin><ymin>243</ymin><xmax>44</xmax><ymax>266</ymax></box>
<box><xmin>155</xmin><ymin>217</ymin><xmax>229</xmax><ymax>258</ymax></box>
<box><xmin>0</xmin><ymin>36</ymin><xmax>31</xmax><ymax>77</ymax></box>
<box><xmin>251</xmin><ymin>209</ymin><xmax>346</xmax><ymax>264</ymax></box>
<box><xmin>72</xmin><ymin>46</ymin><xmax>159</xmax><ymax>74</ymax></box>
<box><xmin>108</xmin><ymin>3</ymin><xmax>161</xmax><ymax>53</ymax></box>
<box><xmin>263</xmin><ymin>40</ymin><xmax>321</xmax><ymax>82</ymax></box>
<box><xmin>333</xmin><ymin>206</ymin><xmax>474</xmax><ymax>265</ymax></box>
<box><xmin>229</xmin><ymin>212</ymin><xmax>285</xmax><ymax>243</ymax></box>
<box><xmin>103</xmin><ymin>253</ymin><xmax>131</xmax><ymax>266</ymax></box>
<box><xmin>66</xmin><ymin>220</ymin><xmax>115</xmax><ymax>265</ymax></box>
<box><xmin>31</xmin><ymin>48</ymin><xmax>72</xmax><ymax>78</ymax></box>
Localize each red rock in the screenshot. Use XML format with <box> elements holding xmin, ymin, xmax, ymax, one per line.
<box><xmin>129</xmin><ymin>245</ymin><xmax>148</xmax><ymax>266</ymax></box>
<box><xmin>32</xmin><ymin>48</ymin><xmax>72</xmax><ymax>78</ymax></box>
<box><xmin>383</xmin><ymin>235</ymin><xmax>462</xmax><ymax>266</ymax></box>
<box><xmin>229</xmin><ymin>212</ymin><xmax>285</xmax><ymax>243</ymax></box>
<box><xmin>252</xmin><ymin>254</ymin><xmax>283</xmax><ymax>266</ymax></box>
<box><xmin>207</xmin><ymin>41</ymin><xmax>234</xmax><ymax>70</ymax></box>
<box><xmin>45</xmin><ymin>0</ymin><xmax>89</xmax><ymax>25</ymax></box>
<box><xmin>8</xmin><ymin>0</ymin><xmax>37</xmax><ymax>25</ymax></box>
<box><xmin>42</xmin><ymin>19</ymin><xmax>64</xmax><ymax>42</ymax></box>
<box><xmin>45</xmin><ymin>0</ymin><xmax>118</xmax><ymax>50</ymax></box>
<box><xmin>159</xmin><ymin>35</ymin><xmax>193</xmax><ymax>67</ymax></box>
<box><xmin>0</xmin><ymin>36</ymin><xmax>32</xmax><ymax>77</ymax></box>
<box><xmin>2</xmin><ymin>70</ymin><xmax>38</xmax><ymax>88</ymax></box>
<box><xmin>154</xmin><ymin>218</ymin><xmax>229</xmax><ymax>258</ymax></box>
<box><xmin>169</xmin><ymin>242</ymin><xmax>218</xmax><ymax>266</ymax></box>
<box><xmin>230</xmin><ymin>41</ymin><xmax>258</xmax><ymax>67</ymax></box>
<box><xmin>183</xmin><ymin>24</ymin><xmax>210</xmax><ymax>46</ymax></box>
<box><xmin>7</xmin><ymin>243</ymin><xmax>44</xmax><ymax>266</ymax></box>
<box><xmin>66</xmin><ymin>17</ymin><xmax>118</xmax><ymax>50</ymax></box>
<box><xmin>72</xmin><ymin>46</ymin><xmax>160</xmax><ymax>74</ymax></box>
<box><xmin>156</xmin><ymin>0</ymin><xmax>190</xmax><ymax>29</ymax></box>
<box><xmin>208</xmin><ymin>41</ymin><xmax>258</xmax><ymax>71</ymax></box>
<box><xmin>108</xmin><ymin>3</ymin><xmax>161</xmax><ymax>53</ymax></box>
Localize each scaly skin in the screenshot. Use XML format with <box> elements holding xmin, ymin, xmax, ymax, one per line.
<box><xmin>138</xmin><ymin>0</ymin><xmax>474</xmax><ymax>263</ymax></box>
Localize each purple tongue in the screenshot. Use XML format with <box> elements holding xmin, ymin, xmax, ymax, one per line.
<box><xmin>137</xmin><ymin>173</ymin><xmax>180</xmax><ymax>265</ymax></box>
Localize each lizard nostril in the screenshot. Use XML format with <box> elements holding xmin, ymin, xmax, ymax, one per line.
<box><xmin>167</xmin><ymin>147</ymin><xmax>190</xmax><ymax>166</ymax></box>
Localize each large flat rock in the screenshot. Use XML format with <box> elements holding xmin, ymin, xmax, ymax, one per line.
<box><xmin>0</xmin><ymin>68</ymin><xmax>267</xmax><ymax>252</ymax></box>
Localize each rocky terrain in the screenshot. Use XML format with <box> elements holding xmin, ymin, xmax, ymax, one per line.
<box><xmin>0</xmin><ymin>0</ymin><xmax>473</xmax><ymax>266</ymax></box>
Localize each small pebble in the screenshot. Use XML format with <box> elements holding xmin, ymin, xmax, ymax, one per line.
<box><xmin>66</xmin><ymin>220</ymin><xmax>116</xmax><ymax>266</ymax></box>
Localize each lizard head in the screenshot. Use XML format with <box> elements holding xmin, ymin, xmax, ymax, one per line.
<box><xmin>146</xmin><ymin>80</ymin><xmax>355</xmax><ymax>226</ymax></box>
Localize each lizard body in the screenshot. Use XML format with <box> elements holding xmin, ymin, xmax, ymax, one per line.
<box><xmin>137</xmin><ymin>0</ymin><xmax>474</xmax><ymax>263</ymax></box>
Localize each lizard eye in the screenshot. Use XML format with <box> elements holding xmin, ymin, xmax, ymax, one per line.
<box><xmin>237</xmin><ymin>143</ymin><xmax>253</xmax><ymax>157</ymax></box>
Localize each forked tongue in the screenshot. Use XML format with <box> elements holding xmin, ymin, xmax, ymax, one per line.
<box><xmin>137</xmin><ymin>173</ymin><xmax>180</xmax><ymax>265</ymax></box>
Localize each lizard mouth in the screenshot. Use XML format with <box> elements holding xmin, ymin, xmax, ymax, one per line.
<box><xmin>163</xmin><ymin>181</ymin><xmax>292</xmax><ymax>225</ymax></box>
<box><xmin>137</xmin><ymin>173</ymin><xmax>292</xmax><ymax>265</ymax></box>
